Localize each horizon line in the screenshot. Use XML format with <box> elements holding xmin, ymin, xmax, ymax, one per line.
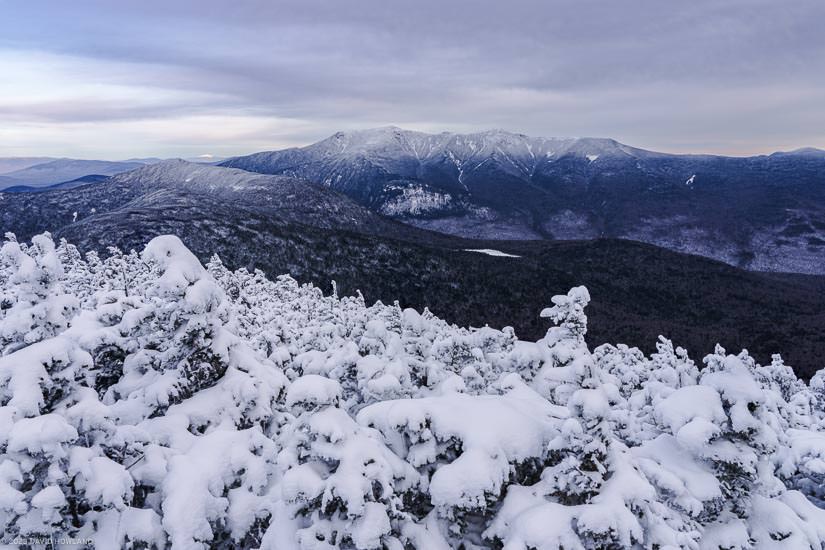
<box><xmin>2</xmin><ymin>126</ymin><xmax>824</xmax><ymax>162</ymax></box>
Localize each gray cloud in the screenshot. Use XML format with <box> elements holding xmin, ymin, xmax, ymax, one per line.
<box><xmin>1</xmin><ymin>0</ymin><xmax>824</xmax><ymax>157</ymax></box>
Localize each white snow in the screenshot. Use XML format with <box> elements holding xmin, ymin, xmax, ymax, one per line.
<box><xmin>31</xmin><ymin>485</ymin><xmax>67</xmax><ymax>509</ymax></box>
<box><xmin>655</xmin><ymin>385</ymin><xmax>725</xmax><ymax>433</ymax></box>
<box><xmin>463</xmin><ymin>248</ymin><xmax>521</xmax><ymax>258</ymax></box>
<box><xmin>379</xmin><ymin>185</ymin><xmax>453</xmax><ymax>216</ymax></box>
<box><xmin>1</xmin><ymin>232</ymin><xmax>825</xmax><ymax>549</ymax></box>
<box><xmin>358</xmin><ymin>382</ymin><xmax>565</xmax><ymax>510</ymax></box>
<box><xmin>285</xmin><ymin>374</ymin><xmax>342</xmax><ymax>410</ymax></box>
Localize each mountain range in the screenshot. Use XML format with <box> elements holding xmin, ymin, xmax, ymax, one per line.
<box><xmin>222</xmin><ymin>127</ymin><xmax>825</xmax><ymax>274</ymax></box>
<box><xmin>2</xmin><ymin>159</ymin><xmax>824</xmax><ymax>378</ymax></box>
<box><xmin>0</xmin><ymin>158</ymin><xmax>146</xmax><ymax>190</ymax></box>
<box><xmin>0</xmin><ymin>155</ymin><xmax>225</xmax><ymax>191</ymax></box>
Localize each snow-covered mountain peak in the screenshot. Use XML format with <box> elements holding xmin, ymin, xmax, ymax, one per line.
<box><xmin>297</xmin><ymin>127</ymin><xmax>646</xmax><ymax>166</ymax></box>
<box><xmin>316</xmin><ymin>126</ymin><xmax>428</xmax><ymax>154</ymax></box>
<box><xmin>218</xmin><ymin>131</ymin><xmax>825</xmax><ymax>276</ymax></box>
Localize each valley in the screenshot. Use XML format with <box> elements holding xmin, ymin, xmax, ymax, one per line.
<box><xmin>3</xmin><ymin>159</ymin><xmax>824</xmax><ymax>378</ymax></box>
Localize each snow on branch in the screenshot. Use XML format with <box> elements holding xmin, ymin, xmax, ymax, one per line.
<box><xmin>0</xmin><ymin>233</ymin><xmax>824</xmax><ymax>549</ymax></box>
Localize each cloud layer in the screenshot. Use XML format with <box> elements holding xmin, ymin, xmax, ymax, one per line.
<box><xmin>1</xmin><ymin>0</ymin><xmax>824</xmax><ymax>158</ymax></box>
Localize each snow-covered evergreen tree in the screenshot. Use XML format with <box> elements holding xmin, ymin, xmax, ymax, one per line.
<box><xmin>2</xmin><ymin>232</ymin><xmax>825</xmax><ymax>549</ymax></box>
<box><xmin>534</xmin><ymin>286</ymin><xmax>598</xmax><ymax>405</ymax></box>
<box><xmin>0</xmin><ymin>233</ymin><xmax>79</xmax><ymax>355</ymax></box>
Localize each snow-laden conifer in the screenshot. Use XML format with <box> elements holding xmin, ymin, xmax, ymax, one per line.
<box><xmin>1</xmin><ymin>232</ymin><xmax>825</xmax><ymax>549</ymax></box>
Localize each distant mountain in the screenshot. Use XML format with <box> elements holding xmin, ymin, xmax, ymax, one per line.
<box><xmin>0</xmin><ymin>158</ymin><xmax>145</xmax><ymax>190</ymax></box>
<box><xmin>222</xmin><ymin>127</ymin><xmax>825</xmax><ymax>274</ymax></box>
<box><xmin>0</xmin><ymin>174</ymin><xmax>110</xmax><ymax>193</ymax></box>
<box><xmin>0</xmin><ymin>157</ymin><xmax>58</xmax><ymax>189</ymax></box>
<box><xmin>0</xmin><ymin>156</ymin><xmax>57</xmax><ymax>174</ymax></box>
<box><xmin>0</xmin><ymin>156</ymin><xmax>230</xmax><ymax>192</ymax></box>
<box><xmin>2</xmin><ymin>160</ymin><xmax>824</xmax><ymax>378</ymax></box>
<box><xmin>0</xmin><ymin>175</ymin><xmax>19</xmax><ymax>189</ymax></box>
<box><xmin>0</xmin><ymin>160</ymin><xmax>438</xmax><ymax>246</ymax></box>
<box><xmin>122</xmin><ymin>155</ymin><xmax>225</xmax><ymax>164</ymax></box>
<box><xmin>185</xmin><ymin>154</ymin><xmax>226</xmax><ymax>164</ymax></box>
<box><xmin>121</xmin><ymin>157</ymin><xmax>164</xmax><ymax>164</ymax></box>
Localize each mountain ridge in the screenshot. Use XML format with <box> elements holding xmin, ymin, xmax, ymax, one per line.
<box><xmin>221</xmin><ymin>127</ymin><xmax>825</xmax><ymax>274</ymax></box>
<box><xmin>0</xmin><ymin>158</ymin><xmax>146</xmax><ymax>190</ymax></box>
<box><xmin>0</xmin><ymin>155</ymin><xmax>226</xmax><ymax>191</ymax></box>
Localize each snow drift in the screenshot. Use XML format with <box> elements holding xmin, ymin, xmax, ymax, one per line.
<box><xmin>2</xmin><ymin>232</ymin><xmax>825</xmax><ymax>549</ymax></box>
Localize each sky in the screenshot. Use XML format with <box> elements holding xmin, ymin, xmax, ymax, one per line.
<box><xmin>1</xmin><ymin>0</ymin><xmax>824</xmax><ymax>159</ymax></box>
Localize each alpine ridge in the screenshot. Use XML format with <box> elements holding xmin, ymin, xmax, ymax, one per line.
<box><xmin>222</xmin><ymin>127</ymin><xmax>825</xmax><ymax>274</ymax></box>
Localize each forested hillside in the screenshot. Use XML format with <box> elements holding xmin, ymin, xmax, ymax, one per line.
<box><xmin>3</xmin><ymin>161</ymin><xmax>825</xmax><ymax>378</ymax></box>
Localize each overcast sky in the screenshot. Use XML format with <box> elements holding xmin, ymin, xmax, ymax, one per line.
<box><xmin>1</xmin><ymin>0</ymin><xmax>824</xmax><ymax>159</ymax></box>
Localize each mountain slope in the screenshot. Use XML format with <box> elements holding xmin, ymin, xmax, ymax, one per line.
<box><xmin>0</xmin><ymin>174</ymin><xmax>110</xmax><ymax>193</ymax></box>
<box><xmin>222</xmin><ymin>127</ymin><xmax>825</xmax><ymax>273</ymax></box>
<box><xmin>2</xmin><ymin>160</ymin><xmax>824</xmax><ymax>378</ymax></box>
<box><xmin>0</xmin><ymin>160</ymin><xmax>456</xmax><ymax>250</ymax></box>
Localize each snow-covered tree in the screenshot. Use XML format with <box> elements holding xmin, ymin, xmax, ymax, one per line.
<box><xmin>0</xmin><ymin>233</ymin><xmax>79</xmax><ymax>355</ymax></box>
<box><xmin>2</xmin><ymin>233</ymin><xmax>825</xmax><ymax>549</ymax></box>
<box><xmin>534</xmin><ymin>286</ymin><xmax>598</xmax><ymax>405</ymax></box>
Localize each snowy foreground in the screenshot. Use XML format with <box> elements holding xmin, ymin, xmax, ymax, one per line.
<box><xmin>3</xmin><ymin>234</ymin><xmax>825</xmax><ymax>550</ymax></box>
